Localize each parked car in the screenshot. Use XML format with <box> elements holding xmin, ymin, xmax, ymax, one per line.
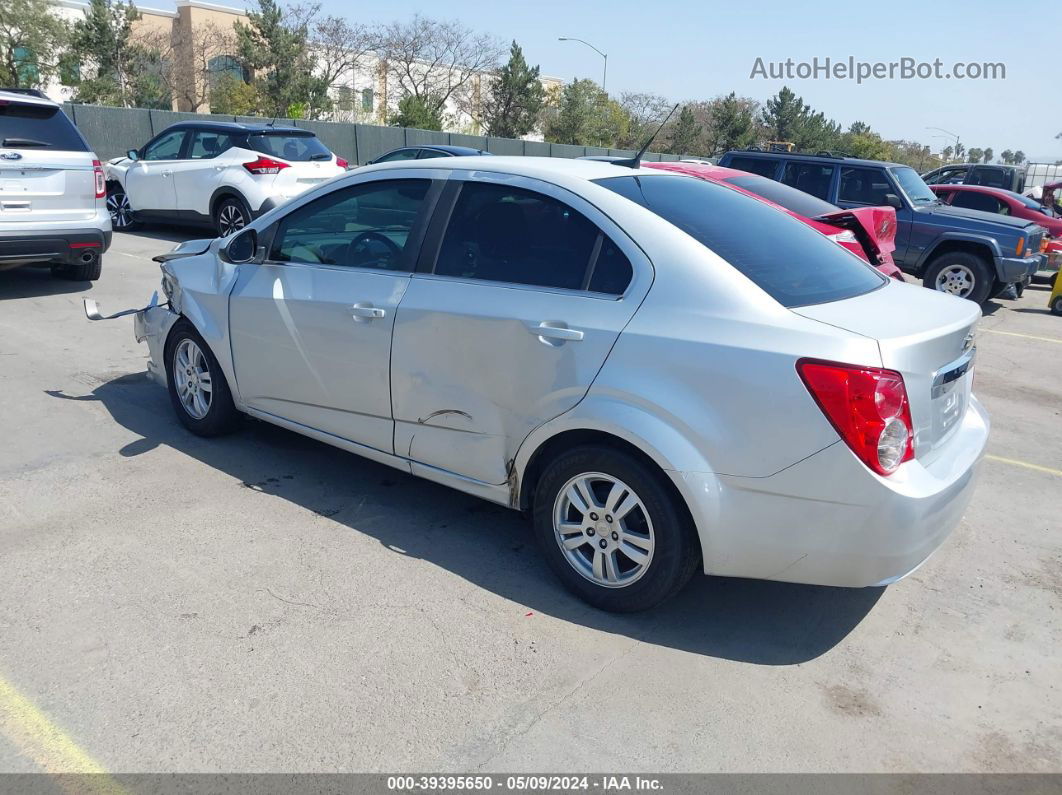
<box><xmin>368</xmin><ymin>145</ymin><xmax>491</xmax><ymax>164</ymax></box>
<box><xmin>719</xmin><ymin>150</ymin><xmax>1045</xmax><ymax>304</ymax></box>
<box><xmin>922</xmin><ymin>163</ymin><xmax>1026</xmax><ymax>193</ymax></box>
<box><xmin>92</xmin><ymin>157</ymin><xmax>989</xmax><ymax>611</ymax></box>
<box><xmin>104</xmin><ymin>121</ymin><xmax>348</xmax><ymax>236</ymax></box>
<box><xmin>929</xmin><ymin>184</ymin><xmax>1062</xmax><ymax>237</ymax></box>
<box><xmin>0</xmin><ymin>88</ymin><xmax>109</xmax><ymax>281</ymax></box>
<box><xmin>642</xmin><ymin>161</ymin><xmax>901</xmax><ymax>278</ymax></box>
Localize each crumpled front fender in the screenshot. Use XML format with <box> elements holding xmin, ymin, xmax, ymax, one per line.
<box><xmin>133</xmin><ymin>304</ymin><xmax>181</xmax><ymax>386</ymax></box>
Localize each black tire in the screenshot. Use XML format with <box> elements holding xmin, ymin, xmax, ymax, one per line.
<box><xmin>532</xmin><ymin>445</ymin><xmax>700</xmax><ymax>612</ymax></box>
<box><xmin>213</xmin><ymin>196</ymin><xmax>251</xmax><ymax>238</ymax></box>
<box><xmin>1051</xmin><ymin>296</ymin><xmax>1062</xmax><ymax>316</ymax></box>
<box><xmin>923</xmin><ymin>251</ymin><xmax>993</xmax><ymax>304</ymax></box>
<box><xmin>164</xmin><ymin>320</ymin><xmax>240</xmax><ymax>436</ymax></box>
<box><xmin>51</xmin><ymin>254</ymin><xmax>102</xmax><ymax>281</ymax></box>
<box><xmin>106</xmin><ymin>184</ymin><xmax>138</xmax><ymax>231</ymax></box>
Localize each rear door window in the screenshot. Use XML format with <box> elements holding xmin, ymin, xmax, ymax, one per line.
<box><xmin>724</xmin><ymin>156</ymin><xmax>780</xmax><ymax>179</ymax></box>
<box><xmin>780</xmin><ymin>162</ymin><xmax>835</xmax><ymax>200</ymax></box>
<box><xmin>595</xmin><ymin>174</ymin><xmax>884</xmax><ymax>307</ymax></box>
<box><xmin>951</xmin><ymin>191</ymin><xmax>1005</xmax><ymax>214</ymax></box>
<box><xmin>247</xmin><ymin>132</ymin><xmax>331</xmax><ymax>162</ymax></box>
<box><xmin>374</xmin><ymin>148</ymin><xmax>420</xmax><ymax>163</ymax></box>
<box><xmin>0</xmin><ymin>102</ymin><xmax>89</xmax><ymax>151</ymax></box>
<box><xmin>188</xmin><ymin>130</ymin><xmax>236</xmax><ymax>159</ymax></box>
<box><xmin>838</xmin><ymin>167</ymin><xmax>893</xmax><ymax>205</ymax></box>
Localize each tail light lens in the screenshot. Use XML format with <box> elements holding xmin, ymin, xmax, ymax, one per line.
<box><xmin>797</xmin><ymin>359</ymin><xmax>915</xmax><ymax>476</ymax></box>
<box><xmin>243</xmin><ymin>156</ymin><xmax>289</xmax><ymax>175</ymax></box>
<box><xmin>336</xmin><ymin>157</ymin><xmax>349</xmax><ymax>169</ymax></box>
<box><xmin>92</xmin><ymin>159</ymin><xmax>105</xmax><ymax>199</ymax></box>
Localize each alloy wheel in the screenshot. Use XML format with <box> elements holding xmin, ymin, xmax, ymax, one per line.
<box><xmin>218</xmin><ymin>204</ymin><xmax>246</xmax><ymax>237</ymax></box>
<box><xmin>553</xmin><ymin>472</ymin><xmax>655</xmax><ymax>588</ymax></box>
<box><xmin>106</xmin><ymin>191</ymin><xmax>133</xmax><ymax>229</ymax></box>
<box><xmin>934</xmin><ymin>263</ymin><xmax>976</xmax><ymax>298</ymax></box>
<box><xmin>173</xmin><ymin>338</ymin><xmax>212</xmax><ymax>420</ymax></box>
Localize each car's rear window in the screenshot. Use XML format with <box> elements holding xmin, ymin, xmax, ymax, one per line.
<box><xmin>723</xmin><ymin>175</ymin><xmax>840</xmax><ymax>218</ymax></box>
<box><xmin>247</xmin><ymin>132</ymin><xmax>331</xmax><ymax>162</ymax></box>
<box><xmin>595</xmin><ymin>174</ymin><xmax>885</xmax><ymax>308</ymax></box>
<box><xmin>0</xmin><ymin>102</ymin><xmax>89</xmax><ymax>151</ymax></box>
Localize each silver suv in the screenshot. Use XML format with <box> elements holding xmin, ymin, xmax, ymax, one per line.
<box><xmin>0</xmin><ymin>89</ymin><xmax>110</xmax><ymax>281</ymax></box>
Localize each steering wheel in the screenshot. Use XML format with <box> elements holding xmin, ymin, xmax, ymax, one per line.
<box><xmin>348</xmin><ymin>231</ymin><xmax>402</xmax><ymax>269</ymax></box>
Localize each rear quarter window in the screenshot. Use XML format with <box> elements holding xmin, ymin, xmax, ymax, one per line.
<box><xmin>0</xmin><ymin>102</ymin><xmax>89</xmax><ymax>151</ymax></box>
<box><xmin>247</xmin><ymin>133</ymin><xmax>331</xmax><ymax>162</ymax></box>
<box><xmin>595</xmin><ymin>174</ymin><xmax>885</xmax><ymax>308</ymax></box>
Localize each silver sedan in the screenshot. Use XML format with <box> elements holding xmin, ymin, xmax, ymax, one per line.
<box><xmin>114</xmin><ymin>156</ymin><xmax>988</xmax><ymax>611</ymax></box>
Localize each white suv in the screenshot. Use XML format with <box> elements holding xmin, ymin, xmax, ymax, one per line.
<box><xmin>0</xmin><ymin>89</ymin><xmax>109</xmax><ymax>281</ymax></box>
<box><xmin>104</xmin><ymin>121</ymin><xmax>347</xmax><ymax>237</ymax></box>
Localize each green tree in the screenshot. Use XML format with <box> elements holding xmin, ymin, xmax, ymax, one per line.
<box><xmin>703</xmin><ymin>92</ymin><xmax>757</xmax><ymax>154</ymax></box>
<box><xmin>954</xmin><ymin>142</ymin><xmax>965</xmax><ymax>161</ymax></box>
<box><xmin>942</xmin><ymin>145</ymin><xmax>954</xmax><ymax>162</ymax></box>
<box><xmin>967</xmin><ymin>147</ymin><xmax>983</xmax><ymax>164</ymax></box>
<box><xmin>982</xmin><ymin>147</ymin><xmax>994</xmax><ymax>164</ymax></box>
<box><xmin>209</xmin><ymin>71</ymin><xmax>259</xmax><ymax>115</ymax></box>
<box><xmin>666</xmin><ymin>105</ymin><xmax>702</xmax><ymax>155</ymax></box>
<box><xmin>1013</xmin><ymin>150</ymin><xmax>1025</xmax><ymax>164</ymax></box>
<box><xmin>236</xmin><ymin>0</ymin><xmax>330</xmax><ymax>119</ymax></box>
<box><xmin>543</xmin><ymin>78</ymin><xmax>622</xmax><ymax>147</ymax></box>
<box><xmin>0</xmin><ymin>0</ymin><xmax>70</xmax><ymax>89</ymax></box>
<box><xmin>71</xmin><ymin>0</ymin><xmax>143</xmax><ymax>106</ymax></box>
<box><xmin>760</xmin><ymin>85</ymin><xmax>808</xmax><ymax>142</ymax></box>
<box><xmin>1000</xmin><ymin>149</ymin><xmax>1014</xmax><ymax>165</ymax></box>
<box><xmin>481</xmin><ymin>41</ymin><xmax>545</xmax><ymax>138</ymax></box>
<box><xmin>392</xmin><ymin>93</ymin><xmax>443</xmax><ymax>130</ymax></box>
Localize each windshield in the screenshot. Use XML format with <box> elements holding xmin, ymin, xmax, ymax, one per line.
<box><xmin>595</xmin><ymin>174</ymin><xmax>885</xmax><ymax>308</ymax></box>
<box><xmin>892</xmin><ymin>167</ymin><xmax>938</xmax><ymax>205</ymax></box>
<box><xmin>723</xmin><ymin>175</ymin><xmax>840</xmax><ymax>217</ymax></box>
<box><xmin>0</xmin><ymin>102</ymin><xmax>89</xmax><ymax>151</ymax></box>
<box><xmin>247</xmin><ymin>133</ymin><xmax>332</xmax><ymax>162</ymax></box>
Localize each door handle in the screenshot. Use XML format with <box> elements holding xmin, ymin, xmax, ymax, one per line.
<box><xmin>351</xmin><ymin>303</ymin><xmax>386</xmax><ymax>321</ymax></box>
<box><xmin>532</xmin><ymin>322</ymin><xmax>584</xmax><ymax>343</ymax></box>
<box><xmin>162</xmin><ymin>170</ymin><xmax>172</xmax><ymax>177</ymax></box>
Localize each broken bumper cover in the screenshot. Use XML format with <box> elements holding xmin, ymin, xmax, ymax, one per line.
<box><xmin>132</xmin><ymin>303</ymin><xmax>180</xmax><ymax>386</ymax></box>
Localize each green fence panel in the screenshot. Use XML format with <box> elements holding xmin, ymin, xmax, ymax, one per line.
<box><xmin>72</xmin><ymin>105</ymin><xmax>153</xmax><ymax>160</ymax></box>
<box><xmin>523</xmin><ymin>141</ymin><xmax>550</xmax><ymax>158</ymax></box>
<box><xmin>550</xmin><ymin>143</ymin><xmax>585</xmax><ymax>158</ymax></box>
<box><xmin>486</xmin><ymin>137</ymin><xmax>524</xmax><ymax>156</ymax></box>
<box><xmin>448</xmin><ymin>133</ymin><xmax>488</xmax><ymax>151</ymax></box>
<box><xmin>608</xmin><ymin>148</ymin><xmax>637</xmax><ymax>158</ymax></box>
<box><xmin>355</xmin><ymin>124</ymin><xmax>405</xmax><ymax>164</ymax></box>
<box><xmin>293</xmin><ymin>119</ymin><xmax>357</xmax><ymax>163</ymax></box>
<box><xmin>656</xmin><ymin>153</ymin><xmax>681</xmax><ymax>162</ymax></box>
<box><xmin>405</xmin><ymin>127</ymin><xmax>448</xmax><ymax>147</ymax></box>
<box><xmin>584</xmin><ymin>146</ymin><xmax>609</xmax><ymax>158</ymax></box>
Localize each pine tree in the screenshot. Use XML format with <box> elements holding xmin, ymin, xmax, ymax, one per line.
<box><xmin>392</xmin><ymin>94</ymin><xmax>443</xmax><ymax>131</ymax></box>
<box><xmin>707</xmin><ymin>92</ymin><xmax>755</xmax><ymax>154</ymax></box>
<box><xmin>481</xmin><ymin>41</ymin><xmax>545</xmax><ymax>138</ymax></box>
<box><xmin>667</xmin><ymin>106</ymin><xmax>702</xmax><ymax>155</ymax></box>
<box><xmin>71</xmin><ymin>0</ymin><xmax>141</xmax><ymax>106</ymax></box>
<box><xmin>0</xmin><ymin>0</ymin><xmax>70</xmax><ymax>89</ymax></box>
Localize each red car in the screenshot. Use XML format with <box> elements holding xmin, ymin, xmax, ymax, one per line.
<box><xmin>643</xmin><ymin>162</ymin><xmax>902</xmax><ymax>279</ymax></box>
<box><xmin>929</xmin><ymin>183</ymin><xmax>1062</xmax><ymax>237</ymax></box>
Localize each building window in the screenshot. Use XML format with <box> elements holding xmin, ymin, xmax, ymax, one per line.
<box><xmin>208</xmin><ymin>55</ymin><xmax>249</xmax><ymax>85</ymax></box>
<box><xmin>361</xmin><ymin>88</ymin><xmax>374</xmax><ymax>113</ymax></box>
<box><xmin>335</xmin><ymin>85</ymin><xmax>355</xmax><ymax>113</ymax></box>
<box><xmin>13</xmin><ymin>46</ymin><xmax>39</xmax><ymax>86</ymax></box>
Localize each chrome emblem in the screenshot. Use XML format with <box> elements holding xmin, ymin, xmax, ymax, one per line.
<box><xmin>963</xmin><ymin>332</ymin><xmax>975</xmax><ymax>353</ymax></box>
<box><xmin>0</xmin><ymin>152</ymin><xmax>22</xmax><ymax>161</ymax></box>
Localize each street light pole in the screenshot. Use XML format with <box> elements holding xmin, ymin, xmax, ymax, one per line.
<box><xmin>558</xmin><ymin>37</ymin><xmax>607</xmax><ymax>91</ymax></box>
<box><xmin>926</xmin><ymin>126</ymin><xmax>960</xmax><ymax>162</ymax></box>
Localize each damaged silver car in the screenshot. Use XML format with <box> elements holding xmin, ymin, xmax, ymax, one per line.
<box><xmin>87</xmin><ymin>156</ymin><xmax>989</xmax><ymax>612</ymax></box>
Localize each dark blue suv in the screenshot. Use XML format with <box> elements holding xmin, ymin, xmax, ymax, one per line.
<box><xmin>718</xmin><ymin>150</ymin><xmax>1045</xmax><ymax>303</ymax></box>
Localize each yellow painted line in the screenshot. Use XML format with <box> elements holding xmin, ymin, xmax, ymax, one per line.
<box><xmin>986</xmin><ymin>454</ymin><xmax>1062</xmax><ymax>478</ymax></box>
<box><xmin>0</xmin><ymin>675</ymin><xmax>125</xmax><ymax>793</ymax></box>
<box><xmin>983</xmin><ymin>328</ymin><xmax>1062</xmax><ymax>344</ymax></box>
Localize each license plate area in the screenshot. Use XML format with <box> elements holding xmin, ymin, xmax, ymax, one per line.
<box><xmin>931</xmin><ymin>350</ymin><xmax>974</xmax><ymax>440</ymax></box>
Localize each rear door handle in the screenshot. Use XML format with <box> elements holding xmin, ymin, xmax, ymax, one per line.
<box><xmin>532</xmin><ymin>322</ymin><xmax>584</xmax><ymax>343</ymax></box>
<box><xmin>351</xmin><ymin>302</ymin><xmax>386</xmax><ymax>321</ymax></box>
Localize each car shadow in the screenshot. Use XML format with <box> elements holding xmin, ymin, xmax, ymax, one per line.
<box><xmin>46</xmin><ymin>373</ymin><xmax>885</xmax><ymax>666</ymax></box>
<box><xmin>0</xmin><ymin>267</ymin><xmax>95</xmax><ymax>300</ymax></box>
<box><xmin>116</xmin><ymin>225</ymin><xmax>212</xmax><ymax>245</ymax></box>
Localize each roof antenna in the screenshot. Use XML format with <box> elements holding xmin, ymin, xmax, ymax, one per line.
<box><xmin>614</xmin><ymin>103</ymin><xmax>680</xmax><ymax>169</ymax></box>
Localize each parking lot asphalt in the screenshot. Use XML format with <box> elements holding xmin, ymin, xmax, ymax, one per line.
<box><xmin>0</xmin><ymin>227</ymin><xmax>1060</xmax><ymax>774</ymax></box>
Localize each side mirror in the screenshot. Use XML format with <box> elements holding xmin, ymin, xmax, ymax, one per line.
<box><xmin>884</xmin><ymin>193</ymin><xmax>904</xmax><ymax>210</ymax></box>
<box><xmin>127</xmin><ymin>149</ymin><xmax>140</xmax><ymax>161</ymax></box>
<box><xmin>221</xmin><ymin>228</ymin><xmax>257</xmax><ymax>264</ymax></box>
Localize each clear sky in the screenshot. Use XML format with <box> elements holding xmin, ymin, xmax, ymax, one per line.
<box><xmin>197</xmin><ymin>0</ymin><xmax>1061</xmax><ymax>161</ymax></box>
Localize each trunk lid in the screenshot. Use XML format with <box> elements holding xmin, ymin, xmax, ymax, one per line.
<box><xmin>0</xmin><ymin>148</ymin><xmax>97</xmax><ymax>224</ymax></box>
<box><xmin>815</xmin><ymin>206</ymin><xmax>897</xmax><ymax>266</ymax></box>
<box><xmin>794</xmin><ymin>282</ymin><xmax>981</xmax><ymax>463</ymax></box>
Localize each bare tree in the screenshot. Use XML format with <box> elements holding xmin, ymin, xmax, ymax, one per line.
<box><xmin>379</xmin><ymin>15</ymin><xmax>503</xmax><ymax>122</ymax></box>
<box><xmin>616</xmin><ymin>92</ymin><xmax>671</xmax><ymax>149</ymax></box>
<box><xmin>136</xmin><ymin>21</ymin><xmax>238</xmax><ymax>112</ymax></box>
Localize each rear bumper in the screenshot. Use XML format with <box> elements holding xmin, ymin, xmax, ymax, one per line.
<box><xmin>0</xmin><ymin>227</ymin><xmax>111</xmax><ymax>269</ymax></box>
<box><xmin>675</xmin><ymin>396</ymin><xmax>990</xmax><ymax>588</ymax></box>
<box><xmin>996</xmin><ymin>253</ymin><xmax>1043</xmax><ymax>283</ymax></box>
<box><xmin>133</xmin><ymin>303</ymin><xmax>180</xmax><ymax>386</ymax></box>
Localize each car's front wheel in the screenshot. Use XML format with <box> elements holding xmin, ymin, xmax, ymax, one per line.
<box><xmin>106</xmin><ymin>185</ymin><xmax>137</xmax><ymax>230</ymax></box>
<box><xmin>923</xmin><ymin>251</ymin><xmax>993</xmax><ymax>304</ymax></box>
<box><xmin>165</xmin><ymin>322</ymin><xmax>240</xmax><ymax>436</ymax></box>
<box><xmin>214</xmin><ymin>197</ymin><xmax>250</xmax><ymax>237</ymax></box>
<box><xmin>532</xmin><ymin>445</ymin><xmax>700</xmax><ymax>612</ymax></box>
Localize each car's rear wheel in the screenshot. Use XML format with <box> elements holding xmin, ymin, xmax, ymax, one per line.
<box><xmin>106</xmin><ymin>185</ymin><xmax>137</xmax><ymax>230</ymax></box>
<box><xmin>165</xmin><ymin>321</ymin><xmax>240</xmax><ymax>436</ymax></box>
<box><xmin>924</xmin><ymin>252</ymin><xmax>993</xmax><ymax>304</ymax></box>
<box><xmin>1051</xmin><ymin>296</ymin><xmax>1062</xmax><ymax>316</ymax></box>
<box><xmin>214</xmin><ymin>197</ymin><xmax>250</xmax><ymax>238</ymax></box>
<box><xmin>532</xmin><ymin>445</ymin><xmax>700</xmax><ymax>612</ymax></box>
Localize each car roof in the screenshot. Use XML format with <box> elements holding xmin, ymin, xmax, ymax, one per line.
<box><xmin>723</xmin><ymin>149</ymin><xmax>906</xmax><ymax>170</ymax></box>
<box><xmin>162</xmin><ymin>120</ymin><xmax>307</xmax><ymax>134</ymax></box>
<box><xmin>388</xmin><ymin>145</ymin><xmax>490</xmax><ymax>155</ymax></box>
<box><xmin>0</xmin><ymin>88</ymin><xmax>58</xmax><ymax>107</ymax></box>
<box><xmin>931</xmin><ymin>184</ymin><xmax>1023</xmax><ymax>199</ymax></box>
<box><xmin>644</xmin><ymin>161</ymin><xmax>752</xmax><ymax>182</ymax></box>
<box><xmin>360</xmin><ymin>155</ymin><xmax>668</xmax><ymax>182</ymax></box>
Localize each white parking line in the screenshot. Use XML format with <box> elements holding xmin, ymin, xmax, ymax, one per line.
<box><xmin>983</xmin><ymin>328</ymin><xmax>1062</xmax><ymax>345</ymax></box>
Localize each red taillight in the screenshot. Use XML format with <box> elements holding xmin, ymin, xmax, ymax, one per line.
<box><xmin>797</xmin><ymin>359</ymin><xmax>915</xmax><ymax>476</ymax></box>
<box><xmin>336</xmin><ymin>157</ymin><xmax>349</xmax><ymax>170</ymax></box>
<box><xmin>92</xmin><ymin>158</ymin><xmax>105</xmax><ymax>199</ymax></box>
<box><xmin>242</xmin><ymin>156</ymin><xmax>289</xmax><ymax>175</ymax></box>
